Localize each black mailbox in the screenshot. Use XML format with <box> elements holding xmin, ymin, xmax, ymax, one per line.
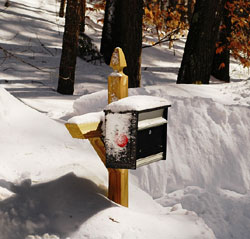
<box><xmin>104</xmin><ymin>95</ymin><xmax>171</xmax><ymax>169</ymax></box>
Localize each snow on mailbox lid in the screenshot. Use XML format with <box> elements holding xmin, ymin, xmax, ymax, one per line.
<box><xmin>104</xmin><ymin>95</ymin><xmax>171</xmax><ymax>112</ymax></box>
<box><xmin>104</xmin><ymin>96</ymin><xmax>171</xmax><ymax>169</ymax></box>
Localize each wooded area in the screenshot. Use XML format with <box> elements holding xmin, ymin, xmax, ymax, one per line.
<box><xmin>55</xmin><ymin>0</ymin><xmax>249</xmax><ymax>93</ymax></box>
<box><xmin>1</xmin><ymin>1</ymin><xmax>250</xmax><ymax>237</ymax></box>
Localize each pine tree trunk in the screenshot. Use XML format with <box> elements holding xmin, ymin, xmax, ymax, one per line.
<box><xmin>79</xmin><ymin>0</ymin><xmax>86</xmax><ymax>33</ymax></box>
<box><xmin>168</xmin><ymin>0</ymin><xmax>178</xmax><ymax>8</ymax></box>
<box><xmin>57</xmin><ymin>0</ymin><xmax>81</xmax><ymax>95</ymax></box>
<box><xmin>101</xmin><ymin>0</ymin><xmax>143</xmax><ymax>88</ymax></box>
<box><xmin>121</xmin><ymin>0</ymin><xmax>143</xmax><ymax>88</ymax></box>
<box><xmin>177</xmin><ymin>0</ymin><xmax>226</xmax><ymax>84</ymax></box>
<box><xmin>4</xmin><ymin>0</ymin><xmax>10</xmax><ymax>7</ymax></box>
<box><xmin>187</xmin><ymin>0</ymin><xmax>195</xmax><ymax>25</ymax></box>
<box><xmin>211</xmin><ymin>3</ymin><xmax>231</xmax><ymax>82</ymax></box>
<box><xmin>100</xmin><ymin>0</ymin><xmax>116</xmax><ymax>64</ymax></box>
<box><xmin>59</xmin><ymin>0</ymin><xmax>66</xmax><ymax>17</ymax></box>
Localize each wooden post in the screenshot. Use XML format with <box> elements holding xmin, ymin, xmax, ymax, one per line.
<box><xmin>107</xmin><ymin>47</ymin><xmax>129</xmax><ymax>207</ymax></box>
<box><xmin>108</xmin><ymin>48</ymin><xmax>128</xmax><ymax>103</ymax></box>
<box><xmin>64</xmin><ymin>47</ymin><xmax>129</xmax><ymax>207</ymax></box>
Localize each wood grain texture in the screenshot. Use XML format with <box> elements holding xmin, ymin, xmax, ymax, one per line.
<box><xmin>107</xmin><ymin>47</ymin><xmax>129</xmax><ymax>207</ymax></box>
<box><xmin>65</xmin><ymin>122</ymin><xmax>102</xmax><ymax>139</ymax></box>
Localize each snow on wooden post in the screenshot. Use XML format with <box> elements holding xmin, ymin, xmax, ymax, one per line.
<box><xmin>107</xmin><ymin>47</ymin><xmax>129</xmax><ymax>207</ymax></box>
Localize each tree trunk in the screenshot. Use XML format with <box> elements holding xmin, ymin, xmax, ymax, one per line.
<box><xmin>101</xmin><ymin>0</ymin><xmax>143</xmax><ymax>88</ymax></box>
<box><xmin>57</xmin><ymin>0</ymin><xmax>81</xmax><ymax>95</ymax></box>
<box><xmin>211</xmin><ymin>2</ymin><xmax>231</xmax><ymax>82</ymax></box>
<box><xmin>100</xmin><ymin>0</ymin><xmax>117</xmax><ymax>65</ymax></box>
<box><xmin>59</xmin><ymin>0</ymin><xmax>66</xmax><ymax>17</ymax></box>
<box><xmin>187</xmin><ymin>0</ymin><xmax>195</xmax><ymax>25</ymax></box>
<box><xmin>168</xmin><ymin>0</ymin><xmax>178</xmax><ymax>8</ymax></box>
<box><xmin>79</xmin><ymin>0</ymin><xmax>86</xmax><ymax>33</ymax></box>
<box><xmin>177</xmin><ymin>0</ymin><xmax>226</xmax><ymax>84</ymax></box>
<box><xmin>4</xmin><ymin>0</ymin><xmax>10</xmax><ymax>7</ymax></box>
<box><xmin>122</xmin><ymin>0</ymin><xmax>143</xmax><ymax>88</ymax></box>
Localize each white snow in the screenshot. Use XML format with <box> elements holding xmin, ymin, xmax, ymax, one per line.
<box><xmin>110</xmin><ymin>47</ymin><xmax>120</xmax><ymax>65</ymax></box>
<box><xmin>110</xmin><ymin>72</ymin><xmax>123</xmax><ymax>77</ymax></box>
<box><xmin>104</xmin><ymin>95</ymin><xmax>171</xmax><ymax>112</ymax></box>
<box><xmin>68</xmin><ymin>111</ymin><xmax>104</xmax><ymax>124</ymax></box>
<box><xmin>105</xmin><ymin>112</ymin><xmax>132</xmax><ymax>157</ymax></box>
<box><xmin>1</xmin><ymin>0</ymin><xmax>250</xmax><ymax>238</ymax></box>
<box><xmin>138</xmin><ymin>117</ymin><xmax>167</xmax><ymax>130</ymax></box>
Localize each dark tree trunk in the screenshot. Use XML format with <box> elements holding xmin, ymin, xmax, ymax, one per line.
<box><xmin>79</xmin><ymin>0</ymin><xmax>86</xmax><ymax>33</ymax></box>
<box><xmin>122</xmin><ymin>0</ymin><xmax>143</xmax><ymax>88</ymax></box>
<box><xmin>177</xmin><ymin>0</ymin><xmax>226</xmax><ymax>84</ymax></box>
<box><xmin>100</xmin><ymin>0</ymin><xmax>117</xmax><ymax>65</ymax></box>
<box><xmin>4</xmin><ymin>0</ymin><xmax>10</xmax><ymax>7</ymax></box>
<box><xmin>187</xmin><ymin>0</ymin><xmax>195</xmax><ymax>25</ymax></box>
<box><xmin>59</xmin><ymin>0</ymin><xmax>66</xmax><ymax>17</ymax></box>
<box><xmin>168</xmin><ymin>0</ymin><xmax>178</xmax><ymax>8</ymax></box>
<box><xmin>101</xmin><ymin>0</ymin><xmax>143</xmax><ymax>88</ymax></box>
<box><xmin>57</xmin><ymin>0</ymin><xmax>81</xmax><ymax>95</ymax></box>
<box><xmin>211</xmin><ymin>3</ymin><xmax>231</xmax><ymax>82</ymax></box>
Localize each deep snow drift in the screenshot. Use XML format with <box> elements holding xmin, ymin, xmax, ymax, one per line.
<box><xmin>0</xmin><ymin>86</ymin><xmax>215</xmax><ymax>239</ymax></box>
<box><xmin>1</xmin><ymin>0</ymin><xmax>250</xmax><ymax>238</ymax></box>
<box><xmin>71</xmin><ymin>83</ymin><xmax>250</xmax><ymax>239</ymax></box>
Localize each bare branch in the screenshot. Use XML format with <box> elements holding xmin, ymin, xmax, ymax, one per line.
<box><xmin>142</xmin><ymin>28</ymin><xmax>185</xmax><ymax>49</ymax></box>
<box><xmin>0</xmin><ymin>33</ymin><xmax>18</xmax><ymax>41</ymax></box>
<box><xmin>0</xmin><ymin>45</ymin><xmax>50</xmax><ymax>72</ymax></box>
<box><xmin>36</xmin><ymin>34</ymin><xmax>55</xmax><ymax>56</ymax></box>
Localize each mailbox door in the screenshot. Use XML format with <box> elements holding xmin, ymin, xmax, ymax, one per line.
<box><xmin>105</xmin><ymin>111</ymin><xmax>138</xmax><ymax>169</ymax></box>
<box><xmin>136</xmin><ymin>123</ymin><xmax>167</xmax><ymax>167</ymax></box>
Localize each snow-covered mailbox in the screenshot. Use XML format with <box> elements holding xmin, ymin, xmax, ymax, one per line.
<box><xmin>104</xmin><ymin>95</ymin><xmax>171</xmax><ymax>169</ymax></box>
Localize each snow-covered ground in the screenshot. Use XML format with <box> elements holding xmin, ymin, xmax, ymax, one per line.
<box><xmin>0</xmin><ymin>0</ymin><xmax>250</xmax><ymax>238</ymax></box>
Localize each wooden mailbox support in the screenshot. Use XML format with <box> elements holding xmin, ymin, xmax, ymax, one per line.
<box><xmin>65</xmin><ymin>47</ymin><xmax>128</xmax><ymax>207</ymax></box>
<box><xmin>107</xmin><ymin>48</ymin><xmax>128</xmax><ymax>207</ymax></box>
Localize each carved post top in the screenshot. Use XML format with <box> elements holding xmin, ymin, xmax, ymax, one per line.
<box><xmin>110</xmin><ymin>47</ymin><xmax>127</xmax><ymax>72</ymax></box>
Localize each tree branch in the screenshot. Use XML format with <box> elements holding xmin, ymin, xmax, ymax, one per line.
<box><xmin>0</xmin><ymin>45</ymin><xmax>50</xmax><ymax>72</ymax></box>
<box><xmin>142</xmin><ymin>28</ymin><xmax>186</xmax><ymax>49</ymax></box>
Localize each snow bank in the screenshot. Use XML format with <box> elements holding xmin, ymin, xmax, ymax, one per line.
<box><xmin>72</xmin><ymin>88</ymin><xmax>150</xmax><ymax>115</ymax></box>
<box><xmin>73</xmin><ymin>90</ymin><xmax>108</xmax><ymax>115</ymax></box>
<box><xmin>70</xmin><ymin>204</ymin><xmax>214</xmax><ymax>239</ymax></box>
<box><xmin>132</xmin><ymin>91</ymin><xmax>250</xmax><ymax>196</ymax></box>
<box><xmin>220</xmin><ymin>79</ymin><xmax>250</xmax><ymax>106</ymax></box>
<box><xmin>68</xmin><ymin>111</ymin><xmax>104</xmax><ymax>124</ymax></box>
<box><xmin>0</xmin><ymin>87</ymin><xmax>215</xmax><ymax>239</ymax></box>
<box><xmin>71</xmin><ymin>84</ymin><xmax>250</xmax><ymax>239</ymax></box>
<box><xmin>130</xmin><ymin>87</ymin><xmax>250</xmax><ymax>239</ymax></box>
<box><xmin>156</xmin><ymin>186</ymin><xmax>250</xmax><ymax>239</ymax></box>
<box><xmin>70</xmin><ymin>86</ymin><xmax>250</xmax><ymax>197</ymax></box>
<box><xmin>0</xmin><ymin>87</ymin><xmax>107</xmax><ymax>186</ymax></box>
<box><xmin>105</xmin><ymin>95</ymin><xmax>171</xmax><ymax>112</ymax></box>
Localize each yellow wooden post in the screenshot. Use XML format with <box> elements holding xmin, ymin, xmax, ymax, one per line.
<box><xmin>107</xmin><ymin>47</ymin><xmax>129</xmax><ymax>207</ymax></box>
<box><xmin>108</xmin><ymin>48</ymin><xmax>128</xmax><ymax>103</ymax></box>
<box><xmin>65</xmin><ymin>47</ymin><xmax>129</xmax><ymax>207</ymax></box>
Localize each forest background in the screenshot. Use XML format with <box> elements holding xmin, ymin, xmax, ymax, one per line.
<box><xmin>54</xmin><ymin>0</ymin><xmax>250</xmax><ymax>94</ymax></box>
